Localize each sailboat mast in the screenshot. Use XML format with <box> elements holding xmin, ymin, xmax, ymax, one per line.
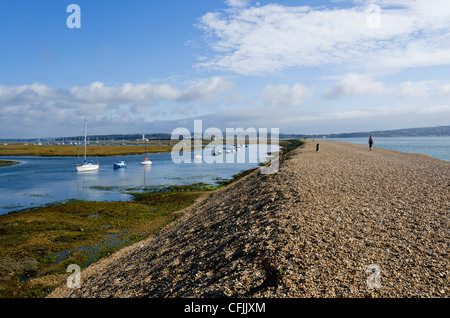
<box><xmin>144</xmin><ymin>134</ymin><xmax>147</xmax><ymax>155</ymax></box>
<box><xmin>84</xmin><ymin>120</ymin><xmax>87</xmax><ymax>161</ymax></box>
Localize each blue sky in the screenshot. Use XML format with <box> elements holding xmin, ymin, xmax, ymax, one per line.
<box><xmin>1</xmin><ymin>0</ymin><xmax>450</xmax><ymax>138</ymax></box>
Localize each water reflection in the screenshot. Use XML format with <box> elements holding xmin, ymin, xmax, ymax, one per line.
<box><xmin>75</xmin><ymin>169</ymin><xmax>100</xmax><ymax>201</ymax></box>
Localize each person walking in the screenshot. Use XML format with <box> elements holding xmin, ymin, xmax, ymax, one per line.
<box><xmin>368</xmin><ymin>135</ymin><xmax>374</xmax><ymax>150</ymax></box>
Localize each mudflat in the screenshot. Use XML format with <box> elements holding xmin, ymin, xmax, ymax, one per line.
<box><xmin>0</xmin><ymin>160</ymin><xmax>19</xmax><ymax>167</ymax></box>
<box><xmin>49</xmin><ymin>140</ymin><xmax>449</xmax><ymax>298</ymax></box>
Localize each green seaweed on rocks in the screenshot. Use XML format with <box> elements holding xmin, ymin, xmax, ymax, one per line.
<box><xmin>0</xmin><ymin>192</ymin><xmax>202</xmax><ymax>298</ymax></box>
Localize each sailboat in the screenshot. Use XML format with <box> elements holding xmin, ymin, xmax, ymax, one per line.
<box><xmin>141</xmin><ymin>134</ymin><xmax>152</xmax><ymax>165</ymax></box>
<box><xmin>76</xmin><ymin>120</ymin><xmax>99</xmax><ymax>172</ymax></box>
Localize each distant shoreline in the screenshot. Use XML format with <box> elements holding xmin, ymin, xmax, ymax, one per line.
<box><xmin>0</xmin><ymin>140</ymin><xmax>278</xmax><ymax>157</ymax></box>
<box><xmin>0</xmin><ymin>144</ymin><xmax>173</xmax><ymax>157</ymax></box>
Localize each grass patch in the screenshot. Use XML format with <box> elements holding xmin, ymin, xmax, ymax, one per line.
<box><xmin>0</xmin><ymin>192</ymin><xmax>201</xmax><ymax>298</ymax></box>
<box><xmin>130</xmin><ymin>182</ymin><xmax>221</xmax><ymax>194</ymax></box>
<box><xmin>216</xmin><ymin>168</ymin><xmax>258</xmax><ymax>188</ymax></box>
<box><xmin>0</xmin><ymin>144</ymin><xmax>173</xmax><ymax>157</ymax></box>
<box><xmin>279</xmin><ymin>139</ymin><xmax>304</xmax><ymax>155</ymax></box>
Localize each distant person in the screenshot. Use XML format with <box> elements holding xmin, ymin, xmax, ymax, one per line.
<box><xmin>368</xmin><ymin>135</ymin><xmax>374</xmax><ymax>150</ymax></box>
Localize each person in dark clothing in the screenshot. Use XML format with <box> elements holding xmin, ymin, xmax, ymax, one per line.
<box><xmin>368</xmin><ymin>135</ymin><xmax>374</xmax><ymax>150</ymax></box>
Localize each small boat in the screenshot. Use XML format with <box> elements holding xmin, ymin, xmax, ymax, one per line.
<box><xmin>76</xmin><ymin>121</ymin><xmax>99</xmax><ymax>172</ymax></box>
<box><xmin>113</xmin><ymin>161</ymin><xmax>127</xmax><ymax>168</ymax></box>
<box><xmin>212</xmin><ymin>148</ymin><xmax>222</xmax><ymax>156</ymax></box>
<box><xmin>194</xmin><ymin>154</ymin><xmax>202</xmax><ymax>160</ymax></box>
<box><xmin>141</xmin><ymin>158</ymin><xmax>152</xmax><ymax>165</ymax></box>
<box><xmin>141</xmin><ymin>135</ymin><xmax>153</xmax><ymax>165</ymax></box>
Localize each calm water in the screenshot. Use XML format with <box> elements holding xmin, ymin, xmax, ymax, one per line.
<box><xmin>322</xmin><ymin>136</ymin><xmax>450</xmax><ymax>161</ymax></box>
<box><xmin>0</xmin><ymin>145</ymin><xmax>276</xmax><ymax>215</ymax></box>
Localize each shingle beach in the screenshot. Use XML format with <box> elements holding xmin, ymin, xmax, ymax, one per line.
<box><xmin>49</xmin><ymin>140</ymin><xmax>449</xmax><ymax>298</ymax></box>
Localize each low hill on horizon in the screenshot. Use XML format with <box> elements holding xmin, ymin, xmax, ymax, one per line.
<box><xmin>1</xmin><ymin>125</ymin><xmax>449</xmax><ymax>143</ymax></box>
<box><xmin>281</xmin><ymin>125</ymin><xmax>450</xmax><ymax>139</ymax></box>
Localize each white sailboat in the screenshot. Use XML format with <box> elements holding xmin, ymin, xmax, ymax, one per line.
<box><xmin>141</xmin><ymin>157</ymin><xmax>152</xmax><ymax>165</ymax></box>
<box><xmin>141</xmin><ymin>135</ymin><xmax>152</xmax><ymax>165</ymax></box>
<box><xmin>76</xmin><ymin>120</ymin><xmax>99</xmax><ymax>172</ymax></box>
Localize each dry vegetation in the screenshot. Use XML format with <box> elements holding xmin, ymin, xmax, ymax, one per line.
<box><xmin>0</xmin><ymin>144</ymin><xmax>173</xmax><ymax>157</ymax></box>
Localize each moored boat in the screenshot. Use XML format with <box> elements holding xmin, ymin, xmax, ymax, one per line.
<box><xmin>141</xmin><ymin>135</ymin><xmax>153</xmax><ymax>165</ymax></box>
<box><xmin>113</xmin><ymin>161</ymin><xmax>127</xmax><ymax>168</ymax></box>
<box><xmin>76</xmin><ymin>121</ymin><xmax>99</xmax><ymax>172</ymax></box>
<box><xmin>77</xmin><ymin>160</ymin><xmax>99</xmax><ymax>172</ymax></box>
<box><xmin>141</xmin><ymin>158</ymin><xmax>152</xmax><ymax>165</ymax></box>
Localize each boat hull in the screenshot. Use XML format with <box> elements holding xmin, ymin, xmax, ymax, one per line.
<box><xmin>113</xmin><ymin>161</ymin><xmax>127</xmax><ymax>168</ymax></box>
<box><xmin>141</xmin><ymin>160</ymin><xmax>152</xmax><ymax>165</ymax></box>
<box><xmin>76</xmin><ymin>163</ymin><xmax>99</xmax><ymax>172</ymax></box>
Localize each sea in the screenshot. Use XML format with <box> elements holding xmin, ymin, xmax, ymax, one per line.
<box><xmin>320</xmin><ymin>136</ymin><xmax>450</xmax><ymax>162</ymax></box>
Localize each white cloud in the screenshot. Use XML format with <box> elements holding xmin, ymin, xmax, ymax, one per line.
<box><xmin>178</xmin><ymin>76</ymin><xmax>236</xmax><ymax>102</ymax></box>
<box><xmin>0</xmin><ymin>77</ymin><xmax>237</xmax><ymax>136</ymax></box>
<box><xmin>323</xmin><ymin>73</ymin><xmax>385</xmax><ymax>99</ymax></box>
<box><xmin>395</xmin><ymin>81</ymin><xmax>434</xmax><ymax>99</ymax></box>
<box><xmin>392</xmin><ymin>80</ymin><xmax>450</xmax><ymax>99</ymax></box>
<box><xmin>197</xmin><ymin>1</ymin><xmax>450</xmax><ymax>75</ymax></box>
<box><xmin>225</xmin><ymin>0</ymin><xmax>248</xmax><ymax>8</ymax></box>
<box><xmin>0</xmin><ymin>76</ymin><xmax>235</xmax><ymax>110</ymax></box>
<box><xmin>440</xmin><ymin>84</ymin><xmax>450</xmax><ymax>97</ymax></box>
<box><xmin>172</xmin><ymin>101</ymin><xmax>450</xmax><ymax>135</ymax></box>
<box><xmin>69</xmin><ymin>82</ymin><xmax>182</xmax><ymax>108</ymax></box>
<box><xmin>258</xmin><ymin>83</ymin><xmax>315</xmax><ymax>107</ymax></box>
<box><xmin>416</xmin><ymin>105</ymin><xmax>450</xmax><ymax>115</ymax></box>
<box><xmin>68</xmin><ymin>77</ymin><xmax>235</xmax><ymax>107</ymax></box>
<box><xmin>0</xmin><ymin>83</ymin><xmax>57</xmax><ymax>105</ymax></box>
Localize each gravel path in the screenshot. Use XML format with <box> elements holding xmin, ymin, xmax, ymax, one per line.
<box><xmin>49</xmin><ymin>140</ymin><xmax>449</xmax><ymax>298</ymax></box>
